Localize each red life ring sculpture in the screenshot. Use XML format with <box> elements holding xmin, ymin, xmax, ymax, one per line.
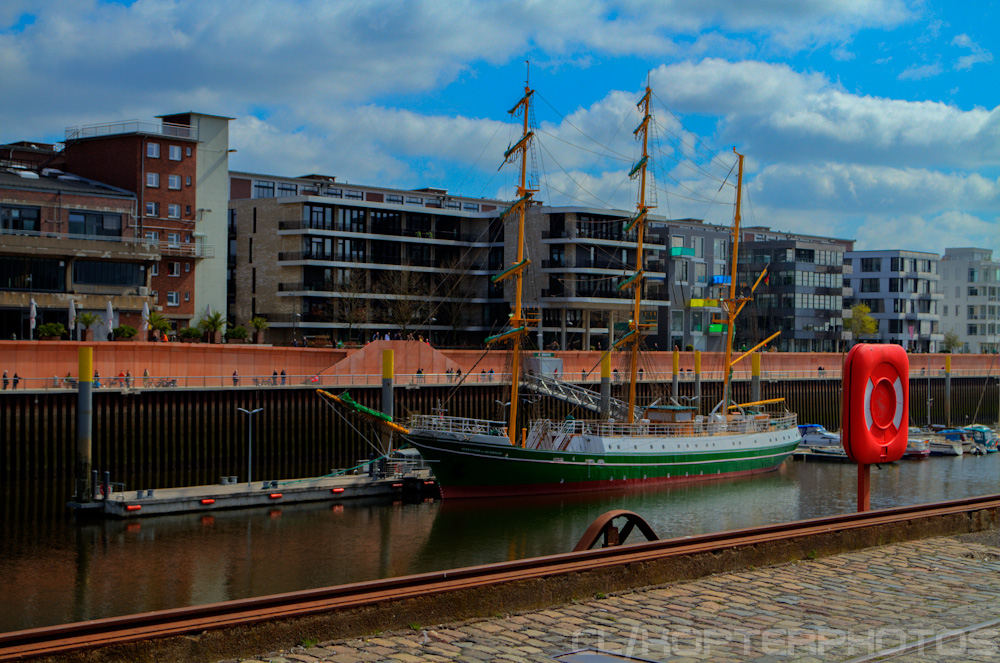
<box><xmin>842</xmin><ymin>344</ymin><xmax>909</xmax><ymax>464</ymax></box>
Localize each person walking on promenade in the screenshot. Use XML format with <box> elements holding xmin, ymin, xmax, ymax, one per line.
<box><xmin>280</xmin><ymin>369</ymin><xmax>286</xmax><ymax>386</ymax></box>
<box><xmin>143</xmin><ymin>369</ymin><xmax>149</xmax><ymax>388</ymax></box>
<box><xmin>94</xmin><ymin>371</ymin><xmax>101</xmax><ymax>388</ymax></box>
<box><xmin>232</xmin><ymin>370</ymin><xmax>239</xmax><ymax>386</ymax></box>
<box><xmin>12</xmin><ymin>373</ymin><xmax>20</xmax><ymax>390</ymax></box>
<box><xmin>272</xmin><ymin>370</ymin><xmax>278</xmax><ymax>386</ymax></box>
<box><xmin>125</xmin><ymin>370</ymin><xmax>132</xmax><ymax>388</ymax></box>
<box><xmin>2</xmin><ymin>371</ymin><xmax>7</xmax><ymax>390</ymax></box>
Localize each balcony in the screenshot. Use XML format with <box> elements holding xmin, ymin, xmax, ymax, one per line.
<box><xmin>689</xmin><ymin>298</ymin><xmax>721</xmax><ymax>308</ymax></box>
<box><xmin>153</xmin><ymin>241</ymin><xmax>215</xmax><ymax>259</ymax></box>
<box><xmin>0</xmin><ymin>227</ymin><xmax>160</xmax><ymax>260</ymax></box>
<box><xmin>670</xmin><ymin>247</ymin><xmax>695</xmax><ymax>257</ymax></box>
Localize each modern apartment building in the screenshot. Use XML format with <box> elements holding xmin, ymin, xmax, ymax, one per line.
<box><xmin>939</xmin><ymin>247</ymin><xmax>999</xmax><ymax>353</ymax></box>
<box><xmin>61</xmin><ymin>113</ymin><xmax>233</xmax><ymax>328</ymax></box>
<box><xmin>844</xmin><ymin>249</ymin><xmax>944</xmax><ymax>352</ymax></box>
<box><xmin>735</xmin><ymin>228</ymin><xmax>855</xmax><ymax>352</ymax></box>
<box><xmin>228</xmin><ymin>171</ymin><xmax>507</xmax><ymax>345</ymax></box>
<box><xmin>0</xmin><ymin>159</ymin><xmax>158</xmax><ymax>339</ymax></box>
<box><xmin>526</xmin><ymin>206</ymin><xmax>666</xmax><ymax>351</ymax></box>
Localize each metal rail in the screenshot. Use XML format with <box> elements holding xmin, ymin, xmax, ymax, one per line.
<box><xmin>1</xmin><ymin>494</ymin><xmax>996</xmax><ymax>662</ymax></box>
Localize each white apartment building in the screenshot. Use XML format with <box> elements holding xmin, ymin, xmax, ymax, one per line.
<box><xmin>939</xmin><ymin>247</ymin><xmax>999</xmax><ymax>353</ymax></box>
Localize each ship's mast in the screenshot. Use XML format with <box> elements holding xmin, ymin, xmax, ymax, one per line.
<box><xmin>721</xmin><ymin>150</ymin><xmax>745</xmax><ymax>411</ymax></box>
<box><xmin>486</xmin><ymin>68</ymin><xmax>536</xmax><ymax>446</ymax></box>
<box><xmin>618</xmin><ymin>84</ymin><xmax>654</xmax><ymax>418</ymax></box>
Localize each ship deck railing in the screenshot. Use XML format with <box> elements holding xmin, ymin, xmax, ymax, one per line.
<box><xmin>407</xmin><ymin>414</ymin><xmax>509</xmax><ymax>436</ymax></box>
<box><xmin>536</xmin><ymin>413</ymin><xmax>799</xmax><ymax>439</ymax></box>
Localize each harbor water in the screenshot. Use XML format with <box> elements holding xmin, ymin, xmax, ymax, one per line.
<box><xmin>1</xmin><ymin>453</ymin><xmax>997</xmax><ymax>634</ymax></box>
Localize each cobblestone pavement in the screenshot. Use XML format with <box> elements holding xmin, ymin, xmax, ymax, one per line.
<box><xmin>235</xmin><ymin>532</ymin><xmax>1000</xmax><ymax>663</ymax></box>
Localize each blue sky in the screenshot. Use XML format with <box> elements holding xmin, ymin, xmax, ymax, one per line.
<box><xmin>1</xmin><ymin>0</ymin><xmax>997</xmax><ymax>254</ymax></box>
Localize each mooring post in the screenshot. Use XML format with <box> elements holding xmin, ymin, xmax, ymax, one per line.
<box><xmin>944</xmin><ymin>354</ymin><xmax>951</xmax><ymax>427</ymax></box>
<box><xmin>672</xmin><ymin>346</ymin><xmax>680</xmax><ymax>403</ymax></box>
<box><xmin>599</xmin><ymin>353</ymin><xmax>611</xmax><ymax>418</ymax></box>
<box><xmin>751</xmin><ymin>352</ymin><xmax>761</xmax><ymax>404</ymax></box>
<box><xmin>693</xmin><ymin>350</ymin><xmax>702</xmax><ymax>409</ymax></box>
<box><xmin>857</xmin><ymin>463</ymin><xmax>871</xmax><ymax>512</ymax></box>
<box><xmin>75</xmin><ymin>346</ymin><xmax>93</xmax><ymax>503</ymax></box>
<box><xmin>382</xmin><ymin>349</ymin><xmax>394</xmax><ymax>455</ymax></box>
<box><xmin>382</xmin><ymin>349</ymin><xmax>394</xmax><ymax>420</ymax></box>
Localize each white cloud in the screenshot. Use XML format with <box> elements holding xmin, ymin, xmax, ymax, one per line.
<box><xmin>951</xmin><ymin>33</ymin><xmax>993</xmax><ymax>71</ymax></box>
<box><xmin>898</xmin><ymin>62</ymin><xmax>943</xmax><ymax>80</ymax></box>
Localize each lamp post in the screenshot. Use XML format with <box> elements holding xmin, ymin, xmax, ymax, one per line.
<box><xmin>237</xmin><ymin>407</ymin><xmax>263</xmax><ymax>486</ymax></box>
<box><xmin>294</xmin><ymin>313</ymin><xmax>301</xmax><ymax>345</ymax></box>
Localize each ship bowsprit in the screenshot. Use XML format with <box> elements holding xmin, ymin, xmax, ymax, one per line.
<box><xmin>522</xmin><ymin>373</ymin><xmax>637</xmax><ymax>422</ymax></box>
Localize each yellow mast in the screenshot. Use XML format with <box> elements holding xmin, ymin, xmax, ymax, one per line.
<box><xmin>486</xmin><ymin>69</ymin><xmax>536</xmax><ymax>445</ymax></box>
<box><xmin>619</xmin><ymin>84</ymin><xmax>653</xmax><ymax>417</ymax></box>
<box><xmin>721</xmin><ymin>149</ymin><xmax>745</xmax><ymax>411</ymax></box>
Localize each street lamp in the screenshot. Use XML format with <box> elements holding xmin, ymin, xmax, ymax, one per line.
<box><xmin>294</xmin><ymin>313</ymin><xmax>301</xmax><ymax>345</ymax></box>
<box><xmin>237</xmin><ymin>407</ymin><xmax>263</xmax><ymax>486</ymax></box>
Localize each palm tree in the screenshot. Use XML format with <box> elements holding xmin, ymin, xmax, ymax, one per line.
<box><xmin>76</xmin><ymin>312</ymin><xmax>101</xmax><ymax>341</ymax></box>
<box><xmin>146</xmin><ymin>311</ymin><xmax>172</xmax><ymax>340</ymax></box>
<box><xmin>197</xmin><ymin>311</ymin><xmax>227</xmax><ymax>344</ymax></box>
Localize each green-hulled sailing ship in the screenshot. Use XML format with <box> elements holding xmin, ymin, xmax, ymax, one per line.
<box><xmin>404</xmin><ymin>77</ymin><xmax>800</xmax><ymax>498</ymax></box>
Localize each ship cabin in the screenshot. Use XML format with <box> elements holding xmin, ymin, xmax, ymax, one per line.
<box><xmin>642</xmin><ymin>405</ymin><xmax>697</xmax><ymax>424</ymax></box>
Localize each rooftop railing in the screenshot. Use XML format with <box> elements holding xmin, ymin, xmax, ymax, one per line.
<box><xmin>65</xmin><ymin>120</ymin><xmax>197</xmax><ymax>141</ymax></box>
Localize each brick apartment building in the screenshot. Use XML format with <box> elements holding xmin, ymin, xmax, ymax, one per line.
<box><xmin>1</xmin><ymin>146</ymin><xmax>158</xmax><ymax>339</ymax></box>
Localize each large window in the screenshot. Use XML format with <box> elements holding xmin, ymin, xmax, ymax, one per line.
<box><xmin>168</xmin><ymin>175</ymin><xmax>181</xmax><ymax>190</ymax></box>
<box><xmin>73</xmin><ymin>260</ymin><xmax>144</xmax><ymax>287</ymax></box>
<box><xmin>147</xmin><ymin>173</ymin><xmax>159</xmax><ymax>188</ymax></box>
<box><xmin>860</xmin><ymin>257</ymin><xmax>881</xmax><ymax>272</ymax></box>
<box><xmin>168</xmin><ymin>145</ymin><xmax>181</xmax><ymax>161</ymax></box>
<box><xmin>1</xmin><ymin>205</ymin><xmax>40</xmax><ymax>232</ymax></box>
<box><xmin>167</xmin><ymin>291</ymin><xmax>180</xmax><ymax>306</ymax></box>
<box><xmin>147</xmin><ymin>142</ymin><xmax>160</xmax><ymax>158</ymax></box>
<box><xmin>167</xmin><ymin>204</ymin><xmax>181</xmax><ymax>219</ymax></box>
<box><xmin>146</xmin><ymin>202</ymin><xmax>159</xmax><ymax>217</ymax></box>
<box><xmin>278</xmin><ymin>183</ymin><xmax>297</xmax><ymax>197</ymax></box>
<box><xmin>68</xmin><ymin>211</ymin><xmax>123</xmax><ymax>237</ymax></box>
<box><xmin>0</xmin><ymin>256</ymin><xmax>63</xmax><ymax>291</ymax></box>
<box><xmin>253</xmin><ymin>181</ymin><xmax>275</xmax><ymax>198</ymax></box>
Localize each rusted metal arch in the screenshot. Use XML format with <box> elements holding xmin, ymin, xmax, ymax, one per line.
<box><xmin>572</xmin><ymin>509</ymin><xmax>659</xmax><ymax>551</ymax></box>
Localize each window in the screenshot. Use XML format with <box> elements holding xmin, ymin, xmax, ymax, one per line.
<box><xmin>68</xmin><ymin>212</ymin><xmax>122</xmax><ymax>237</ymax></box>
<box><xmin>147</xmin><ymin>172</ymin><xmax>159</xmax><ymax>187</ymax></box>
<box><xmin>861</xmin><ymin>258</ymin><xmax>881</xmax><ymax>272</ymax></box>
<box><xmin>889</xmin><ymin>320</ymin><xmax>903</xmax><ymax>334</ymax></box>
<box><xmin>184</xmin><ymin>291</ymin><xmax>190</xmax><ymax>301</ymax></box>
<box><xmin>169</xmin><ymin>262</ymin><xmax>181</xmax><ymax>277</ymax></box>
<box><xmin>406</xmin><ymin>196</ymin><xmax>423</xmax><ymax>205</ymax></box>
<box><xmin>0</xmin><ymin>256</ymin><xmax>63</xmax><ymax>291</ymax></box>
<box><xmin>152</xmin><ymin>290</ymin><xmax>158</xmax><ymax>301</ymax></box>
<box><xmin>169</xmin><ymin>145</ymin><xmax>181</xmax><ymax>161</ymax></box>
<box><xmin>167</xmin><ymin>233</ymin><xmax>180</xmax><ymax>247</ymax></box>
<box><xmin>167</xmin><ymin>204</ymin><xmax>181</xmax><ymax>219</ymax></box>
<box><xmin>145</xmin><ymin>231</ymin><xmax>158</xmax><ymax>243</ymax></box>
<box><xmin>185</xmin><ymin>262</ymin><xmax>191</xmax><ymax>272</ymax></box>
<box><xmin>151</xmin><ymin>262</ymin><xmax>159</xmax><ymax>276</ymax></box>
<box><xmin>186</xmin><ymin>205</ymin><xmax>191</xmax><ymax>216</ymax></box>
<box><xmin>860</xmin><ymin>278</ymin><xmax>880</xmax><ymax>293</ymax></box>
<box><xmin>692</xmin><ymin>236</ymin><xmax>704</xmax><ymax>258</ymax></box>
<box><xmin>253</xmin><ymin>181</ymin><xmax>275</xmax><ymax>198</ymax></box>
<box><xmin>671</xmin><ymin>310</ymin><xmax>684</xmax><ymax>332</ymax></box>
<box><xmin>145</xmin><ymin>202</ymin><xmax>159</xmax><ymax>217</ymax></box>
<box><xmin>186</xmin><ymin>147</ymin><xmax>192</xmax><ymax>157</ymax></box>
<box><xmin>345</xmin><ymin>190</ymin><xmax>363</xmax><ymax>200</ymax></box>
<box><xmin>463</xmin><ymin>202</ymin><xmax>479</xmax><ymax>211</ymax></box>
<box><xmin>167</xmin><ymin>291</ymin><xmax>180</xmax><ymax>306</ymax></box>
<box><xmin>386</xmin><ymin>194</ymin><xmax>403</xmax><ymax>204</ymax></box>
<box><xmin>277</xmin><ymin>183</ymin><xmax>297</xmax><ymax>197</ymax></box>
<box><xmin>1</xmin><ymin>205</ymin><xmax>42</xmax><ymax>233</ymax></box>
<box><xmin>168</xmin><ymin>175</ymin><xmax>181</xmax><ymax>189</ymax></box>
<box><xmin>713</xmin><ymin>238</ymin><xmax>727</xmax><ymax>259</ymax></box>
<box><xmin>186</xmin><ymin>176</ymin><xmax>191</xmax><ymax>186</ymax></box>
<box><xmin>443</xmin><ymin>200</ymin><xmax>461</xmax><ymax>209</ymax></box>
<box><xmin>73</xmin><ymin>261</ymin><xmax>144</xmax><ymax>287</ymax></box>
<box><xmin>671</xmin><ymin>236</ymin><xmax>685</xmax><ymax>249</ymax></box>
<box><xmin>147</xmin><ymin>142</ymin><xmax>160</xmax><ymax>158</ymax></box>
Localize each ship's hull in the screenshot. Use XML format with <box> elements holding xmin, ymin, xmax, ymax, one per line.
<box><xmin>406</xmin><ymin>429</ymin><xmax>800</xmax><ymax>499</ymax></box>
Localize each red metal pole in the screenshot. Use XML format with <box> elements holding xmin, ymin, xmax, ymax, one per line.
<box><xmin>857</xmin><ymin>463</ymin><xmax>871</xmax><ymax>512</ymax></box>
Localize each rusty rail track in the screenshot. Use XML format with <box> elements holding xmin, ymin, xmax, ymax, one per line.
<box><xmin>2</xmin><ymin>494</ymin><xmax>997</xmax><ymax>663</ymax></box>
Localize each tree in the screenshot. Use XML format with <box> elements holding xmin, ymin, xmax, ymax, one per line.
<box><xmin>846</xmin><ymin>303</ymin><xmax>877</xmax><ymax>341</ymax></box>
<box><xmin>941</xmin><ymin>330</ymin><xmax>962</xmax><ymax>353</ymax></box>
<box><xmin>374</xmin><ymin>269</ymin><xmax>428</xmax><ymax>335</ymax></box>
<box><xmin>324</xmin><ymin>270</ymin><xmax>370</xmax><ymax>344</ymax></box>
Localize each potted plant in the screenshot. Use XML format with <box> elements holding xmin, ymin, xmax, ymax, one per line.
<box><xmin>37</xmin><ymin>322</ymin><xmax>67</xmax><ymax>341</ymax></box>
<box><xmin>77</xmin><ymin>312</ymin><xmax>100</xmax><ymax>342</ymax></box>
<box><xmin>113</xmin><ymin>324</ymin><xmax>138</xmax><ymax>341</ymax></box>
<box><xmin>249</xmin><ymin>316</ymin><xmax>269</xmax><ymax>344</ymax></box>
<box><xmin>225</xmin><ymin>325</ymin><xmax>248</xmax><ymax>344</ymax></box>
<box><xmin>198</xmin><ymin>311</ymin><xmax>227</xmax><ymax>344</ymax></box>
<box><xmin>178</xmin><ymin>326</ymin><xmax>202</xmax><ymax>343</ymax></box>
<box><xmin>146</xmin><ymin>311</ymin><xmax>172</xmax><ymax>341</ymax></box>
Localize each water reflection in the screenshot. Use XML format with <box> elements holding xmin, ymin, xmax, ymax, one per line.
<box><xmin>1</xmin><ymin>454</ymin><xmax>997</xmax><ymax>633</ymax></box>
